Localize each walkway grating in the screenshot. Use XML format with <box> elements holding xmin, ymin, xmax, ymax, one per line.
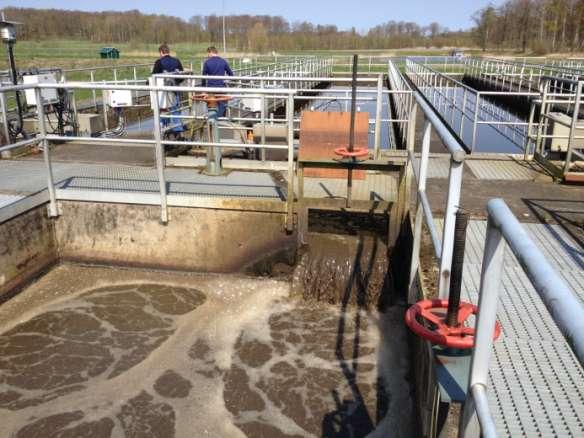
<box><xmin>466</xmin><ymin>159</ymin><xmax>543</xmax><ymax>180</ymax></box>
<box><xmin>0</xmin><ymin>160</ymin><xmax>286</xmax><ymax>202</ymax></box>
<box><xmin>459</xmin><ymin>220</ymin><xmax>584</xmax><ymax>437</ymax></box>
<box><xmin>292</xmin><ymin>172</ymin><xmax>396</xmax><ymax>201</ymax></box>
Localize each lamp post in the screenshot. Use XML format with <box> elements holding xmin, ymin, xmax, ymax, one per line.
<box><xmin>0</xmin><ymin>16</ymin><xmax>24</xmax><ymax>140</ymax></box>
<box><xmin>222</xmin><ymin>0</ymin><xmax>226</xmax><ymax>54</ymax></box>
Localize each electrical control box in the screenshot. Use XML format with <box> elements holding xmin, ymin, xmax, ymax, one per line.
<box><xmin>23</xmin><ymin>73</ymin><xmax>59</xmax><ymax>106</ymax></box>
<box><xmin>150</xmin><ymin>76</ymin><xmax>178</xmax><ymax>110</ymax></box>
<box><xmin>106</xmin><ymin>89</ymin><xmax>134</xmax><ymax>107</ymax></box>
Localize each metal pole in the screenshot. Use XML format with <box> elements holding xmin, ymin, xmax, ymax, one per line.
<box><xmin>285</xmin><ymin>92</ymin><xmax>294</xmax><ymax>232</ymax></box>
<box><xmin>446</xmin><ymin>210</ymin><xmax>470</xmax><ymax>326</ymax></box>
<box><xmin>408</xmin><ymin>120</ymin><xmax>431</xmax><ymax>302</ymax></box>
<box><xmin>222</xmin><ymin>0</ymin><xmax>227</xmax><ymax>54</ymax></box>
<box><xmin>149</xmin><ymin>78</ymin><xmax>168</xmax><ymax>223</ymax></box>
<box><xmin>0</xmin><ymin>91</ymin><xmax>10</xmax><ymax>146</ymax></box>
<box><xmin>35</xmin><ymin>88</ymin><xmax>59</xmax><ymax>217</ymax></box>
<box><xmin>102</xmin><ymin>87</ymin><xmax>109</xmax><ymax>131</ymax></box>
<box><xmin>459</xmin><ymin>90</ymin><xmax>467</xmax><ymax>138</ymax></box>
<box><xmin>373</xmin><ymin>73</ymin><xmax>383</xmax><ymax>159</ymax></box>
<box><xmin>524</xmin><ymin>100</ymin><xmax>536</xmax><ymax>160</ymax></box>
<box><xmin>471</xmin><ymin>94</ymin><xmax>480</xmax><ymax>152</ymax></box>
<box><xmin>459</xmin><ymin>214</ymin><xmax>505</xmax><ymax>438</ymax></box>
<box><xmin>562</xmin><ymin>82</ymin><xmax>582</xmax><ymax>177</ymax></box>
<box><xmin>260</xmin><ymin>79</ymin><xmax>266</xmax><ymax>162</ymax></box>
<box><xmin>438</xmin><ymin>158</ymin><xmax>463</xmax><ymax>299</ymax></box>
<box><xmin>90</xmin><ymin>71</ymin><xmax>97</xmax><ymax>111</ymax></box>
<box><xmin>346</xmin><ymin>54</ymin><xmax>358</xmax><ymax>208</ymax></box>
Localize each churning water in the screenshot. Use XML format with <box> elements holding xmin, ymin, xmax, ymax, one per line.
<box><xmin>0</xmin><ymin>264</ymin><xmax>415</xmax><ymax>437</ymax></box>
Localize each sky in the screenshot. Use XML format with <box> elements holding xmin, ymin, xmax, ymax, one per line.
<box><xmin>0</xmin><ymin>0</ymin><xmax>505</xmax><ymax>31</ymax></box>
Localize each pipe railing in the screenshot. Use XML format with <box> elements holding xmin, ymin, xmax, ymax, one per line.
<box><xmin>406</xmin><ymin>59</ymin><xmax>537</xmax><ymax>153</ymax></box>
<box><xmin>0</xmin><ymin>80</ymin><xmax>298</xmax><ymax>227</ymax></box>
<box><xmin>387</xmin><ymin>59</ymin><xmax>468</xmax><ymax>303</ymax></box>
<box><xmin>528</xmin><ymin>77</ymin><xmax>584</xmax><ymax>178</ymax></box>
<box><xmin>459</xmin><ymin>198</ymin><xmax>584</xmax><ymax>438</ymax></box>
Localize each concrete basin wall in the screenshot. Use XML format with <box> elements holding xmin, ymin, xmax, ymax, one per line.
<box><xmin>54</xmin><ymin>201</ymin><xmax>296</xmax><ymax>272</ymax></box>
<box><xmin>0</xmin><ymin>200</ymin><xmax>296</xmax><ymax>298</ymax></box>
<box><xmin>0</xmin><ymin>206</ymin><xmax>58</xmax><ymax>298</ymax></box>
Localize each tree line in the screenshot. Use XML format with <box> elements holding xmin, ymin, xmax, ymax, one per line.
<box><xmin>473</xmin><ymin>0</ymin><xmax>583</xmax><ymax>53</ymax></box>
<box><xmin>3</xmin><ymin>2</ymin><xmax>583</xmax><ymax>53</ymax></box>
<box><xmin>3</xmin><ymin>7</ymin><xmax>471</xmax><ymax>50</ymax></box>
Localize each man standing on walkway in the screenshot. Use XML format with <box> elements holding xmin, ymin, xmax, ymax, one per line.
<box><xmin>152</xmin><ymin>43</ymin><xmax>185</xmax><ymax>146</ymax></box>
<box><xmin>152</xmin><ymin>43</ymin><xmax>184</xmax><ymax>75</ymax></box>
<box><xmin>202</xmin><ymin>46</ymin><xmax>233</xmax><ymax>117</ymax></box>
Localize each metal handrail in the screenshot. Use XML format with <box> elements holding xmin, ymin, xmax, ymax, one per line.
<box><xmin>406</xmin><ymin>58</ymin><xmax>535</xmax><ymax>152</ymax></box>
<box><xmin>459</xmin><ymin>198</ymin><xmax>584</xmax><ymax>438</ymax></box>
<box><xmin>387</xmin><ymin>58</ymin><xmax>468</xmax><ymax>302</ymax></box>
<box><xmin>0</xmin><ymin>80</ymin><xmax>298</xmax><ymax>228</ymax></box>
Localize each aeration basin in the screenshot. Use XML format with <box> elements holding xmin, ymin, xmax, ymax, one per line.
<box><xmin>0</xmin><ymin>198</ymin><xmax>416</xmax><ymax>437</ymax></box>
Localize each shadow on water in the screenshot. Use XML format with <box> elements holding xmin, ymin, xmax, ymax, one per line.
<box><xmin>321</xmin><ymin>236</ymin><xmax>395</xmax><ymax>437</ymax></box>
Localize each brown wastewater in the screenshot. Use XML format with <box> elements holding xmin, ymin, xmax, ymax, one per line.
<box><xmin>0</xmin><ymin>216</ymin><xmax>416</xmax><ymax>437</ymax></box>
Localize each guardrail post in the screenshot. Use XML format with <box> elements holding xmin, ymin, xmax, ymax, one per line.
<box><xmin>471</xmin><ymin>94</ymin><xmax>480</xmax><ymax>152</ymax></box>
<box><xmin>149</xmin><ymin>78</ymin><xmax>169</xmax><ymax>224</ymax></box>
<box><xmin>562</xmin><ymin>81</ymin><xmax>582</xmax><ymax>177</ymax></box>
<box><xmin>438</xmin><ymin>157</ymin><xmax>464</xmax><ymax>299</ymax></box>
<box><xmin>260</xmin><ymin>79</ymin><xmax>266</xmax><ymax>162</ymax></box>
<box><xmin>0</xmin><ymin>91</ymin><xmax>10</xmax><ymax>145</ymax></box>
<box><xmin>373</xmin><ymin>73</ymin><xmax>383</xmax><ymax>159</ymax></box>
<box><xmin>459</xmin><ymin>214</ymin><xmax>504</xmax><ymax>438</ymax></box>
<box><xmin>285</xmin><ymin>92</ymin><xmax>295</xmax><ymax>232</ymax></box>
<box><xmin>408</xmin><ymin>119</ymin><xmax>431</xmax><ymax>303</ymax></box>
<box><xmin>36</xmin><ymin>88</ymin><xmax>59</xmax><ymax>218</ymax></box>
<box><xmin>90</xmin><ymin>70</ymin><xmax>97</xmax><ymax>111</ymax></box>
<box><xmin>459</xmin><ymin>89</ymin><xmax>467</xmax><ymax>138</ymax></box>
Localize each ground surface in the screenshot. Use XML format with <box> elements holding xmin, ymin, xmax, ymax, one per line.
<box><xmin>0</xmin><ymin>264</ymin><xmax>415</xmax><ymax>438</ymax></box>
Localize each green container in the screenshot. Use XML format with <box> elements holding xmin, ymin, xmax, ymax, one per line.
<box><xmin>99</xmin><ymin>47</ymin><xmax>120</xmax><ymax>59</ymax></box>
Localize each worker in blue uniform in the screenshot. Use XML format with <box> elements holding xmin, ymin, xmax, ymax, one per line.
<box><xmin>202</xmin><ymin>46</ymin><xmax>233</xmax><ymax>117</ymax></box>
<box><xmin>152</xmin><ymin>43</ymin><xmax>184</xmax><ymax>139</ymax></box>
<box><xmin>152</xmin><ymin>43</ymin><xmax>183</xmax><ymax>75</ymax></box>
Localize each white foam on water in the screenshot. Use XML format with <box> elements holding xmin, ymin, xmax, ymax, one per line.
<box><xmin>0</xmin><ymin>265</ymin><xmax>416</xmax><ymax>437</ymax></box>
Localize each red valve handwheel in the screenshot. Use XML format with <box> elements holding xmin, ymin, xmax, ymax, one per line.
<box><xmin>405</xmin><ymin>299</ymin><xmax>501</xmax><ymax>349</ymax></box>
<box><xmin>191</xmin><ymin>94</ymin><xmax>232</xmax><ymax>103</ymax></box>
<box><xmin>334</xmin><ymin>147</ymin><xmax>369</xmax><ymax>158</ymax></box>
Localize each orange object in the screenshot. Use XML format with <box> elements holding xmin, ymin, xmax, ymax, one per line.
<box><xmin>334</xmin><ymin>147</ymin><xmax>369</xmax><ymax>158</ymax></box>
<box><xmin>299</xmin><ymin>111</ymin><xmax>369</xmax><ymax>179</ymax></box>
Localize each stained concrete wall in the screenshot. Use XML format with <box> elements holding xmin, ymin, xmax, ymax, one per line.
<box><xmin>0</xmin><ymin>205</ymin><xmax>58</xmax><ymax>298</ymax></box>
<box><xmin>54</xmin><ymin>201</ymin><xmax>296</xmax><ymax>272</ymax></box>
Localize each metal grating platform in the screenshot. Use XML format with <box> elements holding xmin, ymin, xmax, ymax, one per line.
<box><xmin>0</xmin><ymin>194</ymin><xmax>24</xmax><ymax>209</ymax></box>
<box><xmin>292</xmin><ymin>172</ymin><xmax>396</xmax><ymax>201</ymax></box>
<box><xmin>0</xmin><ymin>160</ymin><xmax>285</xmax><ymax>201</ymax></box>
<box><xmin>459</xmin><ymin>220</ymin><xmax>584</xmax><ymax>437</ymax></box>
<box><xmin>413</xmin><ymin>157</ymin><xmax>451</xmax><ymax>179</ymax></box>
<box><xmin>466</xmin><ymin>159</ymin><xmax>542</xmax><ymax>180</ymax></box>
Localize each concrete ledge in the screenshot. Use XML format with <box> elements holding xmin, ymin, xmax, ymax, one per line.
<box><xmin>166</xmin><ymin>156</ymin><xmax>289</xmax><ymax>171</ymax></box>
<box><xmin>54</xmin><ymin>201</ymin><xmax>296</xmax><ymax>273</ymax></box>
<box><xmin>55</xmin><ymin>189</ymin><xmax>288</xmax><ymax>213</ymax></box>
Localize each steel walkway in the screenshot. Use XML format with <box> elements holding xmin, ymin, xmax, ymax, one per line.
<box><xmin>438</xmin><ymin>218</ymin><xmax>584</xmax><ymax>436</ymax></box>
<box><xmin>0</xmin><ymin>160</ymin><xmax>287</xmax><ymax>222</ymax></box>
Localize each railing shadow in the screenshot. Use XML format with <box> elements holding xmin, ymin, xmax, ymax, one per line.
<box><xmin>321</xmin><ymin>236</ymin><xmax>393</xmax><ymax>437</ymax></box>
<box><xmin>523</xmin><ymin>198</ymin><xmax>584</xmax><ymax>269</ymax></box>
<box><xmin>56</xmin><ymin>175</ymin><xmax>286</xmax><ymax>200</ymax></box>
